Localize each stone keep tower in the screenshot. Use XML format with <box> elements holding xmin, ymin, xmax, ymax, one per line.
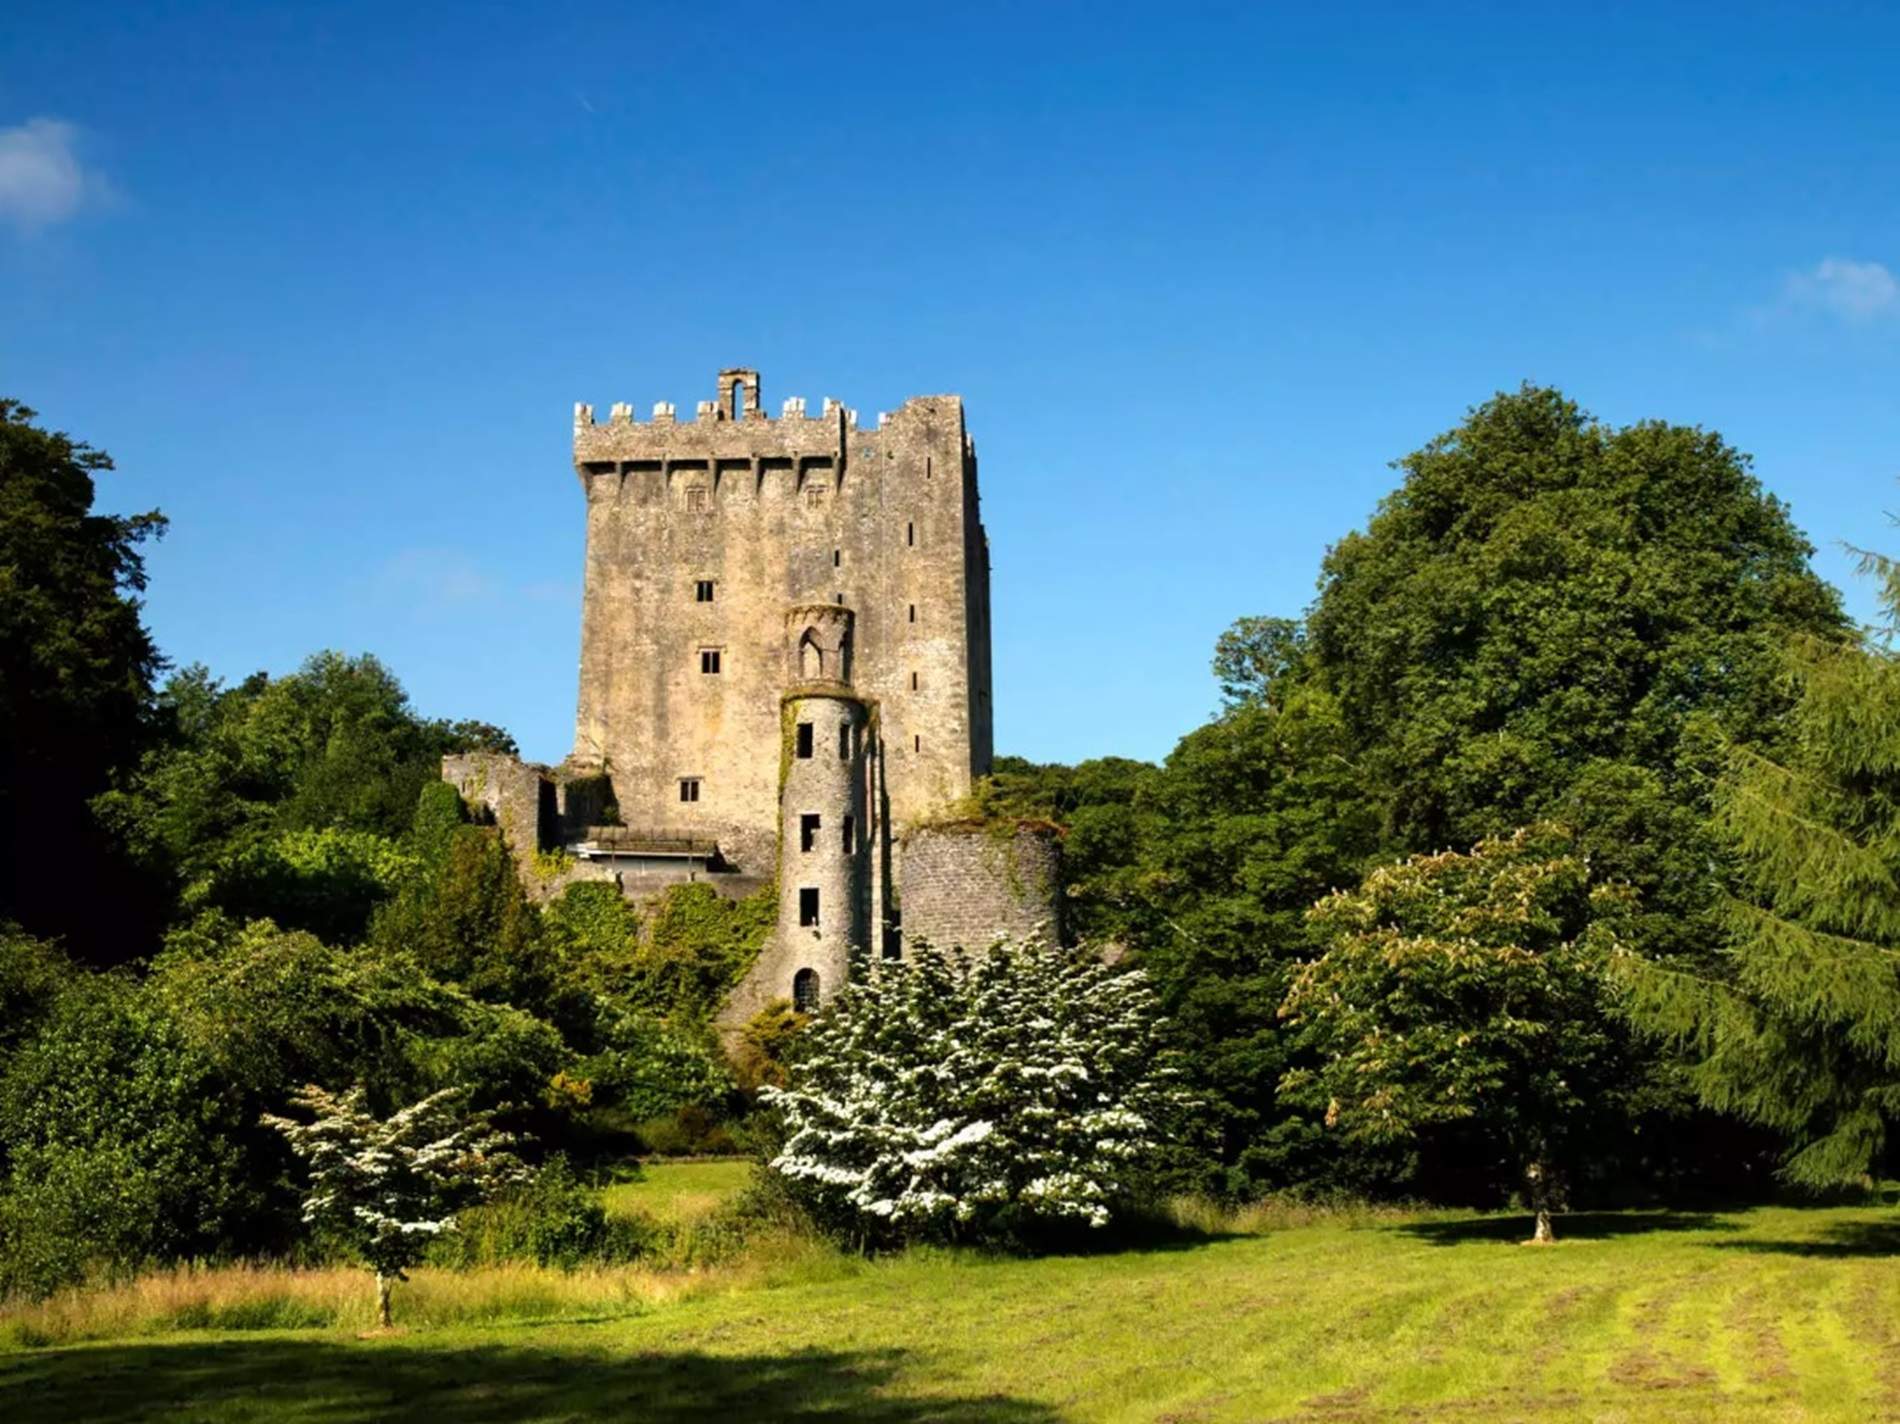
<box><xmin>569</xmin><ymin>368</ymin><xmax>994</xmax><ymax>879</ymax></box>
<box><xmin>444</xmin><ymin>367</ymin><xmax>1060</xmax><ymax>1027</ymax></box>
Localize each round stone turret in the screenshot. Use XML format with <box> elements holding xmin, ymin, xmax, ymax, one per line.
<box><xmin>771</xmin><ymin>688</ymin><xmax>872</xmax><ymax>1011</ymax></box>
<box><xmin>898</xmin><ymin>820</ymin><xmax>1064</xmax><ymax>953</ymax></box>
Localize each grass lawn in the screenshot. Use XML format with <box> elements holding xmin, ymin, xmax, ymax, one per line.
<box><xmin>600</xmin><ymin>1157</ymin><xmax>753</xmax><ymax>1227</ymax></box>
<box><xmin>6</xmin><ymin>1168</ymin><xmax>1900</xmax><ymax>1422</ymax></box>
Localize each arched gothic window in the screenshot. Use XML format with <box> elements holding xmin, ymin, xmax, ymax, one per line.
<box><xmin>793</xmin><ymin>967</ymin><xmax>820</xmax><ymax>1014</ymax></box>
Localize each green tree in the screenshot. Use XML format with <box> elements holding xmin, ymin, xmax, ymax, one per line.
<box><xmin>1136</xmin><ymin>685</ymin><xmax>1384</xmax><ymax>1192</ymax></box>
<box><xmin>1616</xmin><ymin>546</ymin><xmax>1900</xmax><ymax>1188</ymax></box>
<box><xmin>96</xmin><ymin>653</ymin><xmax>513</xmax><ymax>939</ymax></box>
<box><xmin>0</xmin><ymin>400</ymin><xmax>167</xmax><ymax>958</ymax></box>
<box><xmin>1281</xmin><ymin>825</ymin><xmax>1635</xmax><ymax>1242</ymax></box>
<box><xmin>1211</xmin><ymin>615</ymin><xmax>1307</xmax><ymax>711</ymax></box>
<box><xmin>370</xmin><ymin>820</ymin><xmax>549</xmax><ymax>1011</ymax></box>
<box><xmin>0</xmin><ymin>973</ymin><xmax>252</xmax><ymax>1295</ymax></box>
<box><xmin>976</xmin><ymin>755</ymin><xmax>1163</xmax><ymax>946</ymax></box>
<box><xmin>1305</xmin><ymin>385</ymin><xmax>1846</xmax><ymax>960</ymax></box>
<box><xmin>0</xmin><ymin>929</ymin><xmax>68</xmax><ymax>1065</ymax></box>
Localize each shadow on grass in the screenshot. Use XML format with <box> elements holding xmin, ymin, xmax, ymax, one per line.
<box><xmin>1710</xmin><ymin>1218</ymin><xmax>1900</xmax><ymax>1259</ymax></box>
<box><xmin>0</xmin><ymin>1338</ymin><xmax>1062</xmax><ymax>1424</ymax></box>
<box><xmin>1394</xmin><ymin>1210</ymin><xmax>1738</xmax><ymax>1246</ymax></box>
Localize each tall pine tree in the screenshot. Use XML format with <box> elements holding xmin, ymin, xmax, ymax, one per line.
<box><xmin>1618</xmin><ymin>539</ymin><xmax>1900</xmax><ymax>1186</ymax></box>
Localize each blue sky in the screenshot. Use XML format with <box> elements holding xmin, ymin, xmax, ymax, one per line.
<box><xmin>3</xmin><ymin>2</ymin><xmax>1896</xmax><ymax>767</ymax></box>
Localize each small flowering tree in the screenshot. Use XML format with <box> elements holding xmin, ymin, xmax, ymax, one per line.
<box><xmin>763</xmin><ymin>938</ymin><xmax>1177</xmax><ymax>1247</ymax></box>
<box><xmin>263</xmin><ymin>1084</ymin><xmax>522</xmax><ymax>1327</ymax></box>
<box><xmin>1279</xmin><ymin>825</ymin><xmax>1633</xmax><ymax>1244</ymax></box>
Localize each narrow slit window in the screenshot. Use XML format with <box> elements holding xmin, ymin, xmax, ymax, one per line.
<box><xmin>799</xmin><ymin>813</ymin><xmax>821</xmax><ymax>853</ymax></box>
<box><xmin>908</xmin><ymin>604</ymin><xmax>916</xmax><ymax>623</ymax></box>
<box><xmin>841</xmin><ymin>813</ymin><xmax>854</xmax><ymax>853</ymax></box>
<box><xmin>906</xmin><ymin>521</ymin><xmax>914</xmax><ymax>546</ymax></box>
<box><xmin>838</xmin><ymin>722</ymin><xmax>850</xmax><ymax>759</ymax></box>
<box><xmin>910</xmin><ymin>671</ymin><xmax>919</xmax><ymax>691</ymax></box>
<box><xmin>913</xmin><ymin>734</ymin><xmax>921</xmax><ymax>753</ymax></box>
<box><xmin>793</xmin><ymin>966</ymin><xmax>819</xmax><ymax>1011</ymax></box>
<box><xmin>834</xmin><ymin>593</ymin><xmax>844</xmax><ymax>605</ymax></box>
<box><xmin>833</xmin><ymin>548</ymin><xmax>840</xmax><ymax>567</ymax></box>
<box><xmin>795</xmin><ymin>722</ymin><xmax>813</xmax><ymax>759</ymax></box>
<box><xmin>798</xmin><ymin>887</ymin><xmax>820</xmax><ymax>928</ymax></box>
<box><xmin>679</xmin><ymin>778</ymin><xmax>700</xmax><ymax>803</ymax></box>
<box><xmin>700</xmin><ymin>649</ymin><xmax>722</xmax><ymax>674</ymax></box>
<box><xmin>694</xmin><ymin>579</ymin><xmax>715</xmax><ymax>602</ymax></box>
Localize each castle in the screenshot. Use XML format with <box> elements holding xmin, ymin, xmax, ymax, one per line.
<box><xmin>444</xmin><ymin>369</ymin><xmax>1060</xmax><ymax>1030</ymax></box>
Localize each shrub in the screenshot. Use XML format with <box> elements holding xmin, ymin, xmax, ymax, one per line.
<box><xmin>630</xmin><ymin>1104</ymin><xmax>739</xmax><ymax>1157</ymax></box>
<box><xmin>434</xmin><ymin>1157</ymin><xmax>654</xmax><ymax>1269</ymax></box>
<box><xmin>0</xmin><ymin>976</ymin><xmax>254</xmax><ymax>1298</ymax></box>
<box><xmin>764</xmin><ymin>938</ymin><xmax>1180</xmax><ymax>1248</ymax></box>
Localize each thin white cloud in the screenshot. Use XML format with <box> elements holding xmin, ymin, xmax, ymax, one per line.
<box><xmin>1783</xmin><ymin>257</ymin><xmax>1900</xmax><ymax>323</ymax></box>
<box><xmin>0</xmin><ymin>117</ymin><xmax>107</xmax><ymax>231</ymax></box>
<box><xmin>377</xmin><ymin>548</ymin><xmax>499</xmax><ymax>609</ymax></box>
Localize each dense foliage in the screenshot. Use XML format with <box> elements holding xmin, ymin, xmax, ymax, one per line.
<box><xmin>0</xmin><ymin>400</ymin><xmax>167</xmax><ymax>958</ymax></box>
<box><xmin>96</xmin><ymin>654</ymin><xmax>514</xmax><ymax>944</ymax></box>
<box><xmin>765</xmin><ymin>940</ymin><xmax>1178</xmax><ymax>1246</ymax></box>
<box><xmin>1305</xmin><ymin>386</ymin><xmax>1846</xmax><ymax>956</ymax></box>
<box><xmin>1282</xmin><ymin>826</ymin><xmax>1637</xmax><ymax>1240</ymax></box>
<box><xmin>987</xmin><ymin>388</ymin><xmax>1848</xmax><ymax>1201</ymax></box>
<box><xmin>1619</xmin><ymin>545</ymin><xmax>1900</xmax><ymax>1187</ymax></box>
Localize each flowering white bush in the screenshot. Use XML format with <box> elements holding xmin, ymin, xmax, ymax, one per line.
<box><xmin>762</xmin><ymin>938</ymin><xmax>1176</xmax><ymax>1246</ymax></box>
<box><xmin>263</xmin><ymin>1083</ymin><xmax>522</xmax><ymax>1326</ymax></box>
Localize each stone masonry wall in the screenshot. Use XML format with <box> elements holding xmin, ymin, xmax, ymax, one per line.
<box><xmin>442</xmin><ymin>751</ymin><xmax>548</xmax><ymax>858</ymax></box>
<box><xmin>899</xmin><ymin>822</ymin><xmax>1063</xmax><ymax>954</ymax></box>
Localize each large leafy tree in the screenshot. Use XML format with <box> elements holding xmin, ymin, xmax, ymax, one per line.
<box><xmin>1281</xmin><ymin>825</ymin><xmax>1636</xmax><ymax>1241</ymax></box>
<box><xmin>1305</xmin><ymin>386</ymin><xmax>1846</xmax><ymax>960</ymax></box>
<box><xmin>1616</xmin><ymin>545</ymin><xmax>1900</xmax><ymax>1188</ymax></box>
<box><xmin>0</xmin><ymin>400</ymin><xmax>167</xmax><ymax>957</ymax></box>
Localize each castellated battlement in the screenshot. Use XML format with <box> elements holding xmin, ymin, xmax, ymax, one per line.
<box><xmin>572</xmin><ymin>368</ymin><xmax>964</xmax><ymax>485</ymax></box>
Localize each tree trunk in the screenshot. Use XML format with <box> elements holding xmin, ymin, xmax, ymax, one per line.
<box><xmin>375</xmin><ymin>1271</ymin><xmax>394</xmax><ymax>1329</ymax></box>
<box><xmin>1524</xmin><ymin>1159</ymin><xmax>1556</xmax><ymax>1245</ymax></box>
